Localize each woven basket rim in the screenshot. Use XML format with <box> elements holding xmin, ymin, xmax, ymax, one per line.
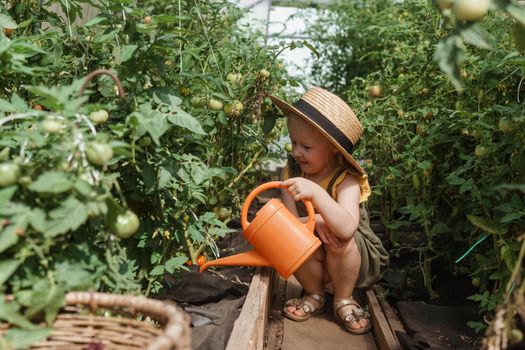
<box><xmin>2</xmin><ymin>291</ymin><xmax>191</xmax><ymax>350</ymax></box>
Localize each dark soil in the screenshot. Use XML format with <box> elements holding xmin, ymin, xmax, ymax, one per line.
<box><xmin>161</xmin><ymin>230</ymin><xmax>256</xmax><ymax>350</ymax></box>
<box><xmin>379</xmin><ymin>227</ymin><xmax>483</xmax><ymax>350</ymax></box>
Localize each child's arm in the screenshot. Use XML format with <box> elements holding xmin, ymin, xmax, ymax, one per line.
<box><xmin>281</xmin><ymin>185</ymin><xmax>343</xmax><ymax>247</ymax></box>
<box><xmin>281</xmin><ymin>176</ymin><xmax>360</xmax><ymax>241</ymax></box>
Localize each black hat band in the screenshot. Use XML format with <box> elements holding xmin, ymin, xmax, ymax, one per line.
<box><xmin>292</xmin><ymin>99</ymin><xmax>354</xmax><ymax>154</ymax></box>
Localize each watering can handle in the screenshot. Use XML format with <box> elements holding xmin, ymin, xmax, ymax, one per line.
<box><xmin>241</xmin><ymin>181</ymin><xmax>316</xmax><ymax>232</ymax></box>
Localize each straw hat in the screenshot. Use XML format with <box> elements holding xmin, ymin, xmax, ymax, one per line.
<box><xmin>270</xmin><ymin>86</ymin><xmax>365</xmax><ymax>175</ymax></box>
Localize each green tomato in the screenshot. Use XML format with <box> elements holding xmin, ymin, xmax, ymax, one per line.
<box><xmin>513</xmin><ymin>22</ymin><xmax>525</xmax><ymax>52</ymax></box>
<box><xmin>453</xmin><ymin>0</ymin><xmax>489</xmax><ymax>21</ymax></box>
<box><xmin>0</xmin><ymin>162</ymin><xmax>21</xmax><ymax>187</ymax></box>
<box><xmin>208</xmin><ymin>98</ymin><xmax>224</xmax><ymax>111</ymax></box>
<box><xmin>138</xmin><ymin>136</ymin><xmax>152</xmax><ymax>147</ymax></box>
<box><xmin>42</xmin><ymin>118</ymin><xmax>63</xmax><ymax>134</ymax></box>
<box><xmin>284</xmin><ymin>143</ymin><xmax>293</xmax><ymax>153</ymax></box>
<box><xmin>471</xmin><ymin>277</ymin><xmax>480</xmax><ymax>287</ymax></box>
<box><xmin>86</xmin><ymin>142</ymin><xmax>113</xmax><ymax>166</ymax></box>
<box><xmin>227</xmin><ymin>72</ymin><xmax>238</xmax><ymax>84</ymax></box>
<box><xmin>510</xmin><ymin>329</ymin><xmax>524</xmax><ymax>345</ymax></box>
<box><xmin>18</xmin><ymin>176</ymin><xmax>32</xmax><ymax>186</ymax></box>
<box><xmin>475</xmin><ymin>145</ymin><xmax>488</xmax><ymax>157</ymax></box>
<box><xmin>217</xmin><ymin>207</ymin><xmax>230</xmax><ymax>221</ymax></box>
<box><xmin>190</xmin><ymin>96</ymin><xmax>207</xmax><ymax>108</ymax></box>
<box><xmin>179</xmin><ymin>86</ymin><xmax>191</xmax><ymax>96</ymax></box>
<box><xmin>259</xmin><ymin>69</ymin><xmax>270</xmax><ymax>79</ymax></box>
<box><xmin>411</xmin><ymin>174</ymin><xmax>421</xmax><ymax>191</ymax></box>
<box><xmin>223</xmin><ymin>101</ymin><xmax>243</xmax><ymax>117</ymax></box>
<box><xmin>110</xmin><ymin>210</ymin><xmax>140</xmax><ymax>238</ymax></box>
<box><xmin>89</xmin><ymin>110</ymin><xmax>109</xmax><ymax>124</ymax></box>
<box><xmin>499</xmin><ymin>118</ymin><xmax>515</xmax><ymax>133</ymax></box>
<box><xmin>367</xmin><ymin>85</ymin><xmax>382</xmax><ymax>98</ymax></box>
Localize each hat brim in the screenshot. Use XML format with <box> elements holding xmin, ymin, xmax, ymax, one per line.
<box><xmin>270</xmin><ymin>95</ymin><xmax>366</xmax><ymax>175</ymax></box>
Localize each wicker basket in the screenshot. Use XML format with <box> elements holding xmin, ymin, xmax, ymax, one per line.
<box><xmin>22</xmin><ymin>291</ymin><xmax>191</xmax><ymax>350</ymax></box>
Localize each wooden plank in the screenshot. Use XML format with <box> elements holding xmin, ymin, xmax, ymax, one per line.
<box><xmin>265</xmin><ymin>270</ymin><xmax>286</xmax><ymax>350</ymax></box>
<box><xmin>373</xmin><ymin>285</ymin><xmax>405</xmax><ymax>345</ymax></box>
<box><xmin>366</xmin><ymin>289</ymin><xmax>400</xmax><ymax>350</ymax></box>
<box><xmin>226</xmin><ymin>267</ymin><xmax>272</xmax><ymax>350</ymax></box>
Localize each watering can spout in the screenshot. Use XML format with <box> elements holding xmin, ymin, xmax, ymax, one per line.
<box><xmin>199</xmin><ymin>250</ymin><xmax>271</xmax><ymax>273</ymax></box>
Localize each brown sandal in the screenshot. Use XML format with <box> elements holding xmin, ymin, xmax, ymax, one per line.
<box><xmin>282</xmin><ymin>293</ymin><xmax>325</xmax><ymax>322</ymax></box>
<box><xmin>333</xmin><ymin>297</ymin><xmax>372</xmax><ymax>335</ymax></box>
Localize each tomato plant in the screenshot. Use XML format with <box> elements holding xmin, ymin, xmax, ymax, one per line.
<box><xmin>0</xmin><ymin>1</ymin><xmax>295</xmax><ymax>347</ymax></box>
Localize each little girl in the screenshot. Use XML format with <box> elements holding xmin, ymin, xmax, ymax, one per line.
<box><xmin>269</xmin><ymin>87</ymin><xmax>389</xmax><ymax>335</ymax></box>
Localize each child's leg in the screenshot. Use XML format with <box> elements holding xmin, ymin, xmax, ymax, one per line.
<box><xmin>325</xmin><ymin>238</ymin><xmax>369</xmax><ymax>330</ymax></box>
<box><xmin>285</xmin><ymin>247</ymin><xmax>325</xmax><ymax>317</ymax></box>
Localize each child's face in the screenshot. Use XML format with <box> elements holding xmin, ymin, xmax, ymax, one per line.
<box><xmin>287</xmin><ymin>114</ymin><xmax>338</xmax><ymax>175</ymax></box>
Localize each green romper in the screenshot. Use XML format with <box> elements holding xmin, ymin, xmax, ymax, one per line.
<box><xmin>283</xmin><ymin>162</ymin><xmax>389</xmax><ymax>288</ymax></box>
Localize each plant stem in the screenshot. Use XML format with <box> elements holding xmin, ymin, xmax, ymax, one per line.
<box><xmin>228</xmin><ymin>150</ymin><xmax>262</xmax><ymax>188</ymax></box>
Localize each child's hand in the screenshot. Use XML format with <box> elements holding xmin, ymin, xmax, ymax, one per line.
<box><xmin>315</xmin><ymin>217</ymin><xmax>344</xmax><ymax>248</ymax></box>
<box><xmin>281</xmin><ymin>177</ymin><xmax>321</xmax><ymax>202</ymax></box>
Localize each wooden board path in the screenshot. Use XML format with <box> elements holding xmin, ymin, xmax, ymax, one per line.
<box><xmin>226</xmin><ymin>267</ymin><xmax>402</xmax><ymax>350</ymax></box>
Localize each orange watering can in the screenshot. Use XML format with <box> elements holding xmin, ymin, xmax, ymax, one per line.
<box><xmin>199</xmin><ymin>181</ymin><xmax>322</xmax><ymax>279</ymax></box>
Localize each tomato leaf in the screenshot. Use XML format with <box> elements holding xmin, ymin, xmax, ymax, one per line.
<box><xmin>167</xmin><ymin>107</ymin><xmax>206</xmax><ymax>135</ymax></box>
<box><xmin>83</xmin><ymin>15</ymin><xmax>107</xmax><ymax>27</ymax></box>
<box><xmin>3</xmin><ymin>328</ymin><xmax>51</xmax><ymax>350</ymax></box>
<box><xmin>152</xmin><ymin>88</ymin><xmax>182</xmax><ymax>106</ymax></box>
<box><xmin>434</xmin><ymin>34</ymin><xmax>465</xmax><ymax>92</ymax></box>
<box><xmin>0</xmin><ymin>186</ymin><xmax>17</xmax><ymax>207</ymax></box>
<box><xmin>188</xmin><ymin>225</ymin><xmax>205</xmax><ymax>243</ymax></box>
<box><xmin>149</xmin><ymin>265</ymin><xmax>165</xmax><ymax>276</ymax></box>
<box><xmin>158</xmin><ymin>168</ymin><xmax>174</xmax><ymax>189</ymax></box>
<box><xmin>28</xmin><ymin>171</ymin><xmax>73</xmax><ymax>194</ymax></box>
<box><xmin>0</xmin><ymin>225</ymin><xmax>19</xmax><ymax>255</ymax></box>
<box><xmin>262</xmin><ymin>112</ymin><xmax>276</xmax><ymax>134</ymax></box>
<box><xmin>458</xmin><ymin>22</ymin><xmax>492</xmax><ymax>50</ymax></box>
<box><xmin>45</xmin><ymin>196</ymin><xmax>88</xmax><ymax>237</ymax></box>
<box><xmin>29</xmin><ymin>208</ymin><xmax>47</xmax><ymax>233</ymax></box>
<box><xmin>10</xmin><ymin>94</ymin><xmax>28</xmax><ymax>113</ymax></box>
<box><xmin>0</xmin><ymin>14</ymin><xmax>17</xmax><ymax>30</ymax></box>
<box><xmin>117</xmin><ymin>44</ymin><xmax>137</xmax><ymax>63</ymax></box>
<box><xmin>467</xmin><ymin>215</ymin><xmax>503</xmax><ymax>235</ymax></box>
<box><xmin>501</xmin><ymin>245</ymin><xmax>516</xmax><ymax>272</ymax></box>
<box><xmin>128</xmin><ymin>109</ymin><xmax>170</xmax><ymax>145</ymax></box>
<box><xmin>302</xmin><ymin>40</ymin><xmax>320</xmax><ymax>59</ymax></box>
<box><xmin>0</xmin><ymin>98</ymin><xmax>15</xmax><ymax>113</ymax></box>
<box><xmin>0</xmin><ymin>259</ymin><xmax>21</xmax><ymax>286</ymax></box>
<box><xmin>164</xmin><ymin>256</ymin><xmax>188</xmax><ymax>274</ymax></box>
<box><xmin>25</xmin><ymin>280</ymin><xmax>65</xmax><ymax>325</ymax></box>
<box><xmin>0</xmin><ymin>297</ymin><xmax>36</xmax><ymax>330</ymax></box>
<box><xmin>55</xmin><ymin>261</ymin><xmax>94</xmax><ymax>290</ymax></box>
<box><xmin>501</xmin><ymin>212</ymin><xmax>522</xmax><ymax>223</ymax></box>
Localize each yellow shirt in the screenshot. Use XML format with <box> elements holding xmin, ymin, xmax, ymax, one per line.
<box><xmin>282</xmin><ymin>164</ymin><xmax>371</xmax><ymax>203</ymax></box>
